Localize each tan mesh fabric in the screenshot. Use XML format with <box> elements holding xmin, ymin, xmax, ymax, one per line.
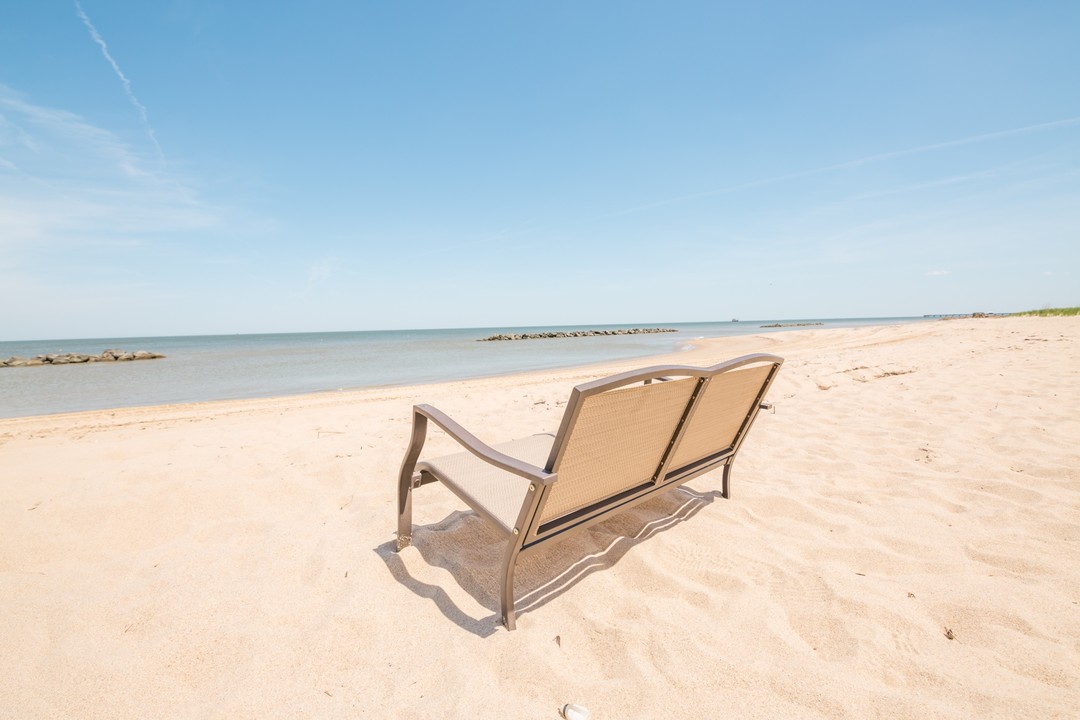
<box><xmin>669</xmin><ymin>364</ymin><xmax>773</xmax><ymax>469</ymax></box>
<box><xmin>540</xmin><ymin>377</ymin><xmax>697</xmax><ymax>522</ymax></box>
<box><xmin>417</xmin><ymin>433</ymin><xmax>554</xmax><ymax>532</ymax></box>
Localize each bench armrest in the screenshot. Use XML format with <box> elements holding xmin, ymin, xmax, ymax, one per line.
<box><xmin>412</xmin><ymin>404</ymin><xmax>557</xmax><ymax>486</ymax></box>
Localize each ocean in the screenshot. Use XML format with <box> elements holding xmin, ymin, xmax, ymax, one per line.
<box><xmin>0</xmin><ymin>317</ymin><xmax>924</xmax><ymax>418</ymax></box>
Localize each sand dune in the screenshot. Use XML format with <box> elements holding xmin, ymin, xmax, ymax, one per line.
<box><xmin>1</xmin><ymin>317</ymin><xmax>1078</xmax><ymax>718</ymax></box>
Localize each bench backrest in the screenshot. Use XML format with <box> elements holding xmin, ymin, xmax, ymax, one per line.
<box><xmin>667</xmin><ymin>361</ymin><xmax>778</xmax><ymax>476</ymax></box>
<box><xmin>531</xmin><ymin>354</ymin><xmax>782</xmax><ymax>536</ymax></box>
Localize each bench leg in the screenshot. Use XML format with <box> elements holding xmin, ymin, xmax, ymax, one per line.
<box><xmin>500</xmin><ymin>543</ymin><xmax>523</xmax><ymax>630</ymax></box>
<box><xmin>396</xmin><ymin>475</ymin><xmax>414</xmax><ymax>551</ymax></box>
<box><xmin>396</xmin><ymin>411</ymin><xmax>429</xmax><ymax>551</ymax></box>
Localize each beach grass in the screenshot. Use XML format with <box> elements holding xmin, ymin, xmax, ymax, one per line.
<box><xmin>1013</xmin><ymin>306</ymin><xmax>1080</xmax><ymax>317</ymax></box>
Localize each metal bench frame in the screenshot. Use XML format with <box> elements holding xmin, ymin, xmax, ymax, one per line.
<box><xmin>396</xmin><ymin>353</ymin><xmax>783</xmax><ymax>629</ymax></box>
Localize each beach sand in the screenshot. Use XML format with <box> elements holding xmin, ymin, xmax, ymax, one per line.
<box><xmin>1</xmin><ymin>317</ymin><xmax>1078</xmax><ymax>718</ymax></box>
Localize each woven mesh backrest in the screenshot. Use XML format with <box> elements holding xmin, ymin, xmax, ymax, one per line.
<box><xmin>669</xmin><ymin>363</ymin><xmax>773</xmax><ymax>470</ymax></box>
<box><xmin>540</xmin><ymin>377</ymin><xmax>698</xmax><ymax>523</ymax></box>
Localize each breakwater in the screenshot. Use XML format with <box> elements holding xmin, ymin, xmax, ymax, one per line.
<box><xmin>1</xmin><ymin>349</ymin><xmax>164</xmax><ymax>368</ymax></box>
<box><xmin>479</xmin><ymin>328</ymin><xmax>677</xmax><ymax>342</ymax></box>
<box><xmin>759</xmin><ymin>322</ymin><xmax>825</xmax><ymax>328</ymax></box>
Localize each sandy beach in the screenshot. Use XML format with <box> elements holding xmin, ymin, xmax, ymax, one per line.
<box><xmin>1</xmin><ymin>316</ymin><xmax>1078</xmax><ymax>718</ymax></box>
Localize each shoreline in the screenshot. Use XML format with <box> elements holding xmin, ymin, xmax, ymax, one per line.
<box><xmin>0</xmin><ymin>323</ymin><xmax>837</xmax><ymax>425</ymax></box>
<box><xmin>0</xmin><ymin>320</ymin><xmax>919</xmax><ymax>422</ymax></box>
<box><xmin>2</xmin><ymin>316</ymin><xmax>1077</xmax><ymax>718</ymax></box>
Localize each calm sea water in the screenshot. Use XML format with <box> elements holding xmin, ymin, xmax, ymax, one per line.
<box><xmin>0</xmin><ymin>318</ymin><xmax>924</xmax><ymax>418</ymax></box>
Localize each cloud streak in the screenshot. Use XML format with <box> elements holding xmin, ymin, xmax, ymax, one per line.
<box><xmin>0</xmin><ymin>87</ymin><xmax>219</xmax><ymax>255</ymax></box>
<box><xmin>307</xmin><ymin>257</ymin><xmax>340</xmax><ymax>284</ymax></box>
<box><xmin>74</xmin><ymin>0</ymin><xmax>165</xmax><ymax>166</ymax></box>
<box><xmin>1</xmin><ymin>89</ymin><xmax>146</xmax><ymax>177</ymax></box>
<box><xmin>599</xmin><ymin>116</ymin><xmax>1080</xmax><ymax>220</ymax></box>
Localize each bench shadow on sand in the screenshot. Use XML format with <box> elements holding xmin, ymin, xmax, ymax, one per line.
<box><xmin>374</xmin><ymin>486</ymin><xmax>723</xmax><ymax>637</ymax></box>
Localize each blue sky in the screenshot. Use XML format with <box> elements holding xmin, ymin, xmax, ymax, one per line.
<box><xmin>1</xmin><ymin>1</ymin><xmax>1078</xmax><ymax>339</ymax></box>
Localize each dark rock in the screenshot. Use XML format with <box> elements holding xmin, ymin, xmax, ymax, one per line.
<box><xmin>760</xmin><ymin>322</ymin><xmax>825</xmax><ymax>328</ymax></box>
<box><xmin>0</xmin><ymin>348</ymin><xmax>165</xmax><ymax>368</ymax></box>
<box><xmin>478</xmin><ymin>328</ymin><xmax>678</xmax><ymax>341</ymax></box>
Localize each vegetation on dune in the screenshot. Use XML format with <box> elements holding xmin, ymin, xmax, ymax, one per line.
<box><xmin>1013</xmin><ymin>307</ymin><xmax>1080</xmax><ymax>317</ymax></box>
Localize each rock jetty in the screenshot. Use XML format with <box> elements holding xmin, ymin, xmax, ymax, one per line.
<box><xmin>1</xmin><ymin>349</ymin><xmax>165</xmax><ymax>368</ymax></box>
<box><xmin>760</xmin><ymin>322</ymin><xmax>824</xmax><ymax>328</ymax></box>
<box><xmin>934</xmin><ymin>312</ymin><xmax>1005</xmax><ymax>320</ymax></box>
<box><xmin>479</xmin><ymin>328</ymin><xmax>676</xmax><ymax>341</ymax></box>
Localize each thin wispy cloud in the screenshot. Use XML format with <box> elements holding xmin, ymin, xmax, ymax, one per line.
<box><xmin>925</xmin><ymin>270</ymin><xmax>952</xmax><ymax>276</ymax></box>
<box><xmin>841</xmin><ymin>117</ymin><xmax>1080</xmax><ymax>169</ymax></box>
<box><xmin>1</xmin><ymin>89</ymin><xmax>146</xmax><ymax>177</ymax></box>
<box><xmin>307</xmin><ymin>257</ymin><xmax>340</xmax><ymax>284</ymax></box>
<box><xmin>74</xmin><ymin>0</ymin><xmax>165</xmax><ymax>166</ymax></box>
<box><xmin>0</xmin><ymin>87</ymin><xmax>218</xmax><ymax>254</ymax></box>
<box><xmin>600</xmin><ymin>116</ymin><xmax>1080</xmax><ymax>220</ymax></box>
<box><xmin>830</xmin><ymin>169</ymin><xmax>1003</xmax><ymax>206</ymax></box>
<box><xmin>0</xmin><ymin>110</ymin><xmax>40</xmax><ymax>153</ymax></box>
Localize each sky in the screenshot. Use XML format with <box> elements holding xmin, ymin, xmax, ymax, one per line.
<box><xmin>1</xmin><ymin>1</ymin><xmax>1078</xmax><ymax>340</ymax></box>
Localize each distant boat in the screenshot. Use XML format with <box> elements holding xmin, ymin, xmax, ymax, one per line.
<box><xmin>731</xmin><ymin>318</ymin><xmax>739</xmax><ymax>322</ymax></box>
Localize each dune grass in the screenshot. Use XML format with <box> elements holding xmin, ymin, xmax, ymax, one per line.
<box><xmin>1013</xmin><ymin>307</ymin><xmax>1080</xmax><ymax>317</ymax></box>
